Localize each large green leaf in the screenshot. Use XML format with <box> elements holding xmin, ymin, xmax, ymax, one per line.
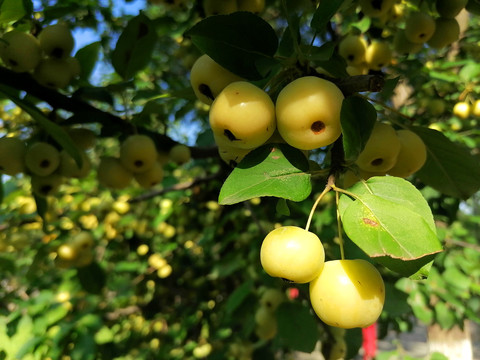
<box><xmin>184</xmin><ymin>12</ymin><xmax>278</xmax><ymax>80</ymax></box>
<box><xmin>0</xmin><ymin>0</ymin><xmax>29</xmax><ymax>24</ymax></box>
<box><xmin>339</xmin><ymin>176</ymin><xmax>442</xmax><ymax>277</ymax></box>
<box><xmin>218</xmin><ymin>143</ymin><xmax>311</xmax><ymax>205</ymax></box>
<box><xmin>111</xmin><ymin>13</ymin><xmax>157</xmax><ymax>79</ymax></box>
<box><xmin>413</xmin><ymin>127</ymin><xmax>480</xmax><ymax>199</ymax></box>
<box><xmin>340</xmin><ymin>96</ymin><xmax>377</xmax><ymax>163</ymax></box>
<box><xmin>75</xmin><ymin>41</ymin><xmax>101</xmax><ymax>81</ymax></box>
<box><xmin>276</xmin><ymin>302</ymin><xmax>318</xmax><ymax>353</ymax></box>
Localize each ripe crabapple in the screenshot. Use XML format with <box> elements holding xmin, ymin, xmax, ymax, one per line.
<box><xmin>338</xmin><ymin>35</ymin><xmax>367</xmax><ymax>65</ymax></box>
<box><xmin>275</xmin><ymin>76</ymin><xmax>344</xmax><ymax>150</ymax></box>
<box><xmin>169</xmin><ymin>144</ymin><xmax>191</xmax><ymax>164</ymax></box>
<box><xmin>25</xmin><ymin>142</ymin><xmax>61</xmax><ymax>176</ymax></box>
<box><xmin>259</xmin><ymin>288</ymin><xmax>286</xmax><ymax>311</ymax></box>
<box><xmin>97</xmin><ymin>156</ymin><xmax>133</xmax><ymax>189</ymax></box>
<box><xmin>404</xmin><ymin>12</ymin><xmax>436</xmax><ymax>44</ymax></box>
<box><xmin>355</xmin><ymin>122</ymin><xmax>401</xmax><ymax>173</ymax></box>
<box><xmin>120</xmin><ymin>134</ymin><xmax>157</xmax><ymax>173</ymax></box>
<box><xmin>0</xmin><ymin>31</ymin><xmax>42</xmax><ymax>72</ymax></box>
<box><xmin>190</xmin><ymin>54</ymin><xmax>244</xmax><ymax>105</ymax></box>
<box><xmin>217</xmin><ymin>144</ymin><xmax>251</xmax><ymax>167</ymax></box>
<box><xmin>365</xmin><ymin>41</ymin><xmax>392</xmax><ymax>70</ymax></box>
<box><xmin>58</xmin><ymin>150</ymin><xmax>91</xmax><ymax>178</ymax></box>
<box><xmin>260</xmin><ymin>226</ymin><xmax>325</xmax><ymax>283</ymax></box>
<box><xmin>387</xmin><ymin>129</ymin><xmax>427</xmax><ymax>178</ymax></box>
<box><xmin>34</xmin><ymin>58</ymin><xmax>74</xmax><ymax>89</ymax></box>
<box><xmin>38</xmin><ymin>23</ymin><xmax>75</xmax><ymax>59</ymax></box>
<box><xmin>134</xmin><ymin>161</ymin><xmax>164</xmax><ymax>188</ymax></box>
<box><xmin>427</xmin><ymin>18</ymin><xmax>460</xmax><ymax>49</ymax></box>
<box><xmin>453</xmin><ymin>101</ymin><xmax>471</xmax><ymax>119</ymax></box>
<box><xmin>209</xmin><ymin>81</ymin><xmax>276</xmax><ymax>149</ymax></box>
<box><xmin>31</xmin><ymin>173</ymin><xmax>64</xmax><ymax>197</ymax></box>
<box><xmin>309</xmin><ymin>259</ymin><xmax>385</xmax><ymax>329</ymax></box>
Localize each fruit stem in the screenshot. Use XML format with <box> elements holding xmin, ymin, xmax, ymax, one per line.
<box><xmin>305</xmin><ymin>175</ymin><xmax>334</xmax><ymax>232</ymax></box>
<box><xmin>335</xmin><ymin>190</ymin><xmax>345</xmax><ymax>260</ymax></box>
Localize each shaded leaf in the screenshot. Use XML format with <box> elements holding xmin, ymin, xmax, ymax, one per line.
<box><xmin>75</xmin><ymin>41</ymin><xmax>101</xmax><ymax>81</ymax></box>
<box><xmin>77</xmin><ymin>262</ymin><xmax>106</xmax><ymax>294</ymax></box>
<box><xmin>276</xmin><ymin>302</ymin><xmax>318</xmax><ymax>353</ymax></box>
<box><xmin>311</xmin><ymin>0</ymin><xmax>345</xmax><ymax>33</ymax></box>
<box><xmin>112</xmin><ymin>13</ymin><xmax>157</xmax><ymax>79</ymax></box>
<box><xmin>219</xmin><ymin>144</ymin><xmax>311</xmax><ymax>205</ymax></box>
<box><xmin>414</xmin><ymin>127</ymin><xmax>480</xmax><ymax>199</ymax></box>
<box><xmin>0</xmin><ymin>0</ymin><xmax>27</xmax><ymax>23</ymax></box>
<box><xmin>184</xmin><ymin>12</ymin><xmax>278</xmax><ymax>80</ymax></box>
<box><xmin>225</xmin><ymin>280</ymin><xmax>254</xmax><ymax>314</ymax></box>
<box><xmin>340</xmin><ymin>96</ymin><xmax>377</xmax><ymax>163</ymax></box>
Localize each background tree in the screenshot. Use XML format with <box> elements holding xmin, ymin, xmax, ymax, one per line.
<box><xmin>0</xmin><ymin>0</ymin><xmax>479</xmax><ymax>359</ymax></box>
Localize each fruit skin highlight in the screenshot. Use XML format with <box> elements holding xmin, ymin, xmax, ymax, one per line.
<box><xmin>309</xmin><ymin>259</ymin><xmax>385</xmax><ymax>329</ymax></box>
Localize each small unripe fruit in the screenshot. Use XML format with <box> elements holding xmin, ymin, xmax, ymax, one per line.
<box><xmin>134</xmin><ymin>161</ymin><xmax>164</xmax><ymax>188</ymax></box>
<box><xmin>58</xmin><ymin>150</ymin><xmax>91</xmax><ymax>178</ymax></box>
<box><xmin>393</xmin><ymin>30</ymin><xmax>423</xmax><ymax>55</ymax></box>
<box><xmin>0</xmin><ymin>31</ymin><xmax>42</xmax><ymax>72</ymax></box>
<box><xmin>31</xmin><ymin>173</ymin><xmax>64</xmax><ymax>197</ymax></box>
<box><xmin>120</xmin><ymin>134</ymin><xmax>157</xmax><ymax>173</ymax></box>
<box><xmin>210</xmin><ymin>81</ymin><xmax>276</xmax><ymax>149</ymax></box>
<box><xmin>0</xmin><ymin>137</ymin><xmax>26</xmax><ymax>176</ymax></box>
<box><xmin>260</xmin><ymin>226</ymin><xmax>325</xmax><ymax>283</ymax></box>
<box><xmin>259</xmin><ymin>288</ymin><xmax>286</xmax><ymax>311</ymax></box>
<box><xmin>34</xmin><ymin>58</ymin><xmax>74</xmax><ymax>89</ymax></box>
<box><xmin>387</xmin><ymin>129</ymin><xmax>427</xmax><ymax>178</ymax></box>
<box><xmin>355</xmin><ymin>122</ymin><xmax>401</xmax><ymax>173</ymax></box>
<box><xmin>404</xmin><ymin>12</ymin><xmax>436</xmax><ymax>44</ymax></box>
<box><xmin>25</xmin><ymin>142</ymin><xmax>61</xmax><ymax>176</ymax></box>
<box><xmin>309</xmin><ymin>259</ymin><xmax>385</xmax><ymax>329</ymax></box>
<box><xmin>97</xmin><ymin>156</ymin><xmax>133</xmax><ymax>189</ymax></box>
<box><xmin>169</xmin><ymin>144</ymin><xmax>191</xmax><ymax>164</ymax></box>
<box><xmin>338</xmin><ymin>35</ymin><xmax>367</xmax><ymax>65</ymax></box>
<box><xmin>276</xmin><ymin>76</ymin><xmax>344</xmax><ymax>150</ymax></box>
<box><xmin>190</xmin><ymin>54</ymin><xmax>244</xmax><ymax>105</ymax></box>
<box><xmin>427</xmin><ymin>18</ymin><xmax>460</xmax><ymax>49</ymax></box>
<box><xmin>436</xmin><ymin>0</ymin><xmax>468</xmax><ymax>18</ymax></box>
<box><xmin>71</xmin><ymin>231</ymin><xmax>94</xmax><ymax>250</ymax></box>
<box><xmin>38</xmin><ymin>23</ymin><xmax>75</xmax><ymax>59</ymax></box>
<box><xmin>365</xmin><ymin>41</ymin><xmax>392</xmax><ymax>70</ymax></box>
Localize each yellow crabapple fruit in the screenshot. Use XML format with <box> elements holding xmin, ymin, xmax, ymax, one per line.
<box><xmin>25</xmin><ymin>142</ymin><xmax>61</xmax><ymax>176</ymax></box>
<box><xmin>427</xmin><ymin>99</ymin><xmax>446</xmax><ymax>116</ymax></box>
<box><xmin>57</xmin><ymin>243</ymin><xmax>78</xmax><ymax>261</ymax></box>
<box><xmin>260</xmin><ymin>226</ymin><xmax>325</xmax><ymax>283</ymax></box>
<box><xmin>58</xmin><ymin>150</ymin><xmax>91</xmax><ymax>178</ymax></box>
<box><xmin>404</xmin><ymin>12</ymin><xmax>436</xmax><ymax>44</ymax></box>
<box><xmin>120</xmin><ymin>134</ymin><xmax>157</xmax><ymax>173</ymax></box>
<box><xmin>338</xmin><ymin>35</ymin><xmax>367</xmax><ymax>65</ymax></box>
<box><xmin>33</xmin><ymin>58</ymin><xmax>74</xmax><ymax>89</ymax></box>
<box><xmin>254</xmin><ymin>306</ymin><xmax>277</xmax><ymax>340</ymax></box>
<box><xmin>0</xmin><ymin>31</ymin><xmax>42</xmax><ymax>72</ymax></box>
<box><xmin>387</xmin><ymin>129</ymin><xmax>427</xmax><ymax>178</ymax></box>
<box><xmin>237</xmin><ymin>0</ymin><xmax>265</xmax><ymax>12</ymax></box>
<box><xmin>169</xmin><ymin>144</ymin><xmax>191</xmax><ymax>164</ymax></box>
<box><xmin>342</xmin><ymin>168</ymin><xmax>386</xmax><ymax>188</ymax></box>
<box><xmin>71</xmin><ymin>231</ymin><xmax>94</xmax><ymax>251</ymax></box>
<box><xmin>38</xmin><ymin>23</ymin><xmax>75</xmax><ymax>59</ymax></box>
<box><xmin>453</xmin><ymin>101</ymin><xmax>471</xmax><ymax>119</ymax></box>
<box><xmin>97</xmin><ymin>156</ymin><xmax>133</xmax><ymax>189</ymax></box>
<box><xmin>358</xmin><ymin>0</ymin><xmax>395</xmax><ymax>17</ymax></box>
<box><xmin>365</xmin><ymin>41</ymin><xmax>392</xmax><ymax>70</ymax></box>
<box><xmin>31</xmin><ymin>173</ymin><xmax>64</xmax><ymax>197</ymax></box>
<box><xmin>472</xmin><ymin>99</ymin><xmax>480</xmax><ymax>117</ymax></box>
<box><xmin>210</xmin><ymin>81</ymin><xmax>276</xmax><ymax>149</ymax></box>
<box><xmin>0</xmin><ymin>137</ymin><xmax>26</xmax><ymax>176</ymax></box>
<box><xmin>203</xmin><ymin>0</ymin><xmax>237</xmax><ymax>16</ymax></box>
<box><xmin>134</xmin><ymin>161</ymin><xmax>164</xmax><ymax>188</ymax></box>
<box><xmin>275</xmin><ymin>76</ymin><xmax>344</xmax><ymax>150</ymax></box>
<box><xmin>190</xmin><ymin>54</ymin><xmax>244</xmax><ymax>105</ymax></box>
<box><xmin>436</xmin><ymin>0</ymin><xmax>468</xmax><ymax>18</ymax></box>
<box><xmin>427</xmin><ymin>18</ymin><xmax>460</xmax><ymax>49</ymax></box>
<box><xmin>309</xmin><ymin>259</ymin><xmax>385</xmax><ymax>329</ymax></box>
<box><xmin>346</xmin><ymin>63</ymin><xmax>368</xmax><ymax>76</ymax></box>
<box><xmin>355</xmin><ymin>122</ymin><xmax>401</xmax><ymax>173</ymax></box>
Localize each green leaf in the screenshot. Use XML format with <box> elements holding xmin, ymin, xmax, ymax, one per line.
<box><xmin>276</xmin><ymin>302</ymin><xmax>318</xmax><ymax>353</ymax></box>
<box><xmin>434</xmin><ymin>302</ymin><xmax>456</xmax><ymax>329</ymax></box>
<box><xmin>111</xmin><ymin>13</ymin><xmax>157</xmax><ymax>79</ymax></box>
<box><xmin>276</xmin><ymin>198</ymin><xmax>290</xmax><ymax>216</ymax></box>
<box><xmin>339</xmin><ymin>176</ymin><xmax>442</xmax><ymax>277</ymax></box>
<box><xmin>340</xmin><ymin>96</ymin><xmax>377</xmax><ymax>163</ymax></box>
<box><xmin>218</xmin><ymin>144</ymin><xmax>311</xmax><ymax>205</ymax></box>
<box><xmin>0</xmin><ymin>84</ymin><xmax>82</xmax><ymax>167</ymax></box>
<box><xmin>310</xmin><ymin>0</ymin><xmax>345</xmax><ymax>33</ymax></box>
<box><xmin>413</xmin><ymin>127</ymin><xmax>480</xmax><ymax>199</ymax></box>
<box><xmin>77</xmin><ymin>262</ymin><xmax>106</xmax><ymax>294</ymax></box>
<box><xmin>0</xmin><ymin>0</ymin><xmax>27</xmax><ymax>23</ymax></box>
<box><xmin>225</xmin><ymin>280</ymin><xmax>254</xmax><ymax>314</ymax></box>
<box><xmin>75</xmin><ymin>41</ymin><xmax>101</xmax><ymax>81</ymax></box>
<box><xmin>459</xmin><ymin>63</ymin><xmax>480</xmax><ymax>82</ymax></box>
<box><xmin>184</xmin><ymin>12</ymin><xmax>278</xmax><ymax>80</ymax></box>
<box><xmin>0</xmin><ymin>175</ymin><xmax>3</xmax><ymax>205</ymax></box>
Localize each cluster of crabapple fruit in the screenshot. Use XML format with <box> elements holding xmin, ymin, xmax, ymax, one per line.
<box><xmin>338</xmin><ymin>0</ymin><xmax>466</xmax><ymax>76</ymax></box>
<box><xmin>0</xmin><ymin>23</ymin><xmax>80</xmax><ymax>89</ymax></box>
<box><xmin>0</xmin><ymin>127</ymin><xmax>94</xmax><ymax>198</ymax></box>
<box><xmin>260</xmin><ymin>225</ymin><xmax>385</xmax><ymax>329</ymax></box>
<box><xmin>453</xmin><ymin>98</ymin><xmax>480</xmax><ymax>119</ymax></box>
<box><xmin>97</xmin><ymin>134</ymin><xmax>191</xmax><ymax>190</ymax></box>
<box><xmin>190</xmin><ymin>54</ymin><xmax>345</xmax><ymax>166</ymax></box>
<box><xmin>253</xmin><ymin>288</ymin><xmax>286</xmax><ymax>340</ymax></box>
<box><xmin>344</xmin><ymin>122</ymin><xmax>428</xmax><ymax>187</ymax></box>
